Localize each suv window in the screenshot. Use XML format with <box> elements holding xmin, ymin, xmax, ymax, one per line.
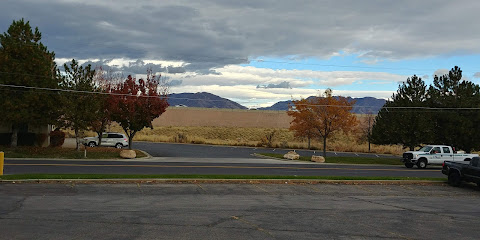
<box><xmin>108</xmin><ymin>133</ymin><xmax>123</xmax><ymax>138</ymax></box>
<box><xmin>442</xmin><ymin>147</ymin><xmax>450</xmax><ymax>153</ymax></box>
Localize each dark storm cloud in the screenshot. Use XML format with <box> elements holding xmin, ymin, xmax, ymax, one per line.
<box><xmin>57</xmin><ymin>59</ymin><xmax>187</xmax><ymax>76</ymax></box>
<box><xmin>166</xmin><ymin>79</ymin><xmax>183</xmax><ymax>87</ymax></box>
<box><xmin>257</xmin><ymin>81</ymin><xmax>291</xmax><ymax>89</ymax></box>
<box><xmin>166</xmin><ymin>66</ymin><xmax>186</xmax><ymax>74</ymax></box>
<box><xmin>2</xmin><ymin>0</ymin><xmax>480</xmax><ymax>73</ymax></box>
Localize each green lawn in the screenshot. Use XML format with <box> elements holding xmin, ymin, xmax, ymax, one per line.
<box><xmin>259</xmin><ymin>153</ymin><xmax>402</xmax><ymax>165</ymax></box>
<box><xmin>0</xmin><ymin>173</ymin><xmax>444</xmax><ymax>181</ymax></box>
<box><xmin>0</xmin><ymin>147</ymin><xmax>147</xmax><ymax>159</ymax></box>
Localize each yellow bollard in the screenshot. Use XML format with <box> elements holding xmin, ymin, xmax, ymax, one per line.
<box><xmin>0</xmin><ymin>152</ymin><xmax>3</xmax><ymax>175</ymax></box>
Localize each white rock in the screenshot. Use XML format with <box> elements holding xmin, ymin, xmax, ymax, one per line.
<box><xmin>311</xmin><ymin>155</ymin><xmax>325</xmax><ymax>163</ymax></box>
<box><xmin>283</xmin><ymin>151</ymin><xmax>300</xmax><ymax>160</ymax></box>
<box><xmin>120</xmin><ymin>150</ymin><xmax>136</xmax><ymax>159</ymax></box>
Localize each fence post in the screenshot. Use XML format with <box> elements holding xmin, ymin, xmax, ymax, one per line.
<box><xmin>0</xmin><ymin>152</ymin><xmax>4</xmax><ymax>175</ymax></box>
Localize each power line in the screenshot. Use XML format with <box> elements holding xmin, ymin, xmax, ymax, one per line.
<box><xmin>0</xmin><ymin>83</ymin><xmax>167</xmax><ymax>99</ymax></box>
<box><xmin>1</xmin><ymin>83</ymin><xmax>480</xmax><ymax>111</ymax></box>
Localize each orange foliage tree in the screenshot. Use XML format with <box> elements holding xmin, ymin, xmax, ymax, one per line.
<box><xmin>288</xmin><ymin>89</ymin><xmax>357</xmax><ymax>157</ymax></box>
<box><xmin>287</xmin><ymin>99</ymin><xmax>318</xmax><ymax>149</ymax></box>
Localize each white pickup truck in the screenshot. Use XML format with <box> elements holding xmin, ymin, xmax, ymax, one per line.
<box><xmin>402</xmin><ymin>145</ymin><xmax>478</xmax><ymax>169</ymax></box>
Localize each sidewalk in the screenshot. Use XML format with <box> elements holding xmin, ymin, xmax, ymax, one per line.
<box><xmin>61</xmin><ymin>138</ymin><xmax>78</xmax><ymax>148</ymax></box>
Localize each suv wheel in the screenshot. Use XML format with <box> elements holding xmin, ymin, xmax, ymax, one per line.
<box><xmin>448</xmin><ymin>171</ymin><xmax>461</xmax><ymax>187</ymax></box>
<box><xmin>417</xmin><ymin>159</ymin><xmax>427</xmax><ymax>169</ymax></box>
<box><xmin>88</xmin><ymin>142</ymin><xmax>96</xmax><ymax>147</ymax></box>
<box><xmin>115</xmin><ymin>143</ymin><xmax>123</xmax><ymax>149</ymax></box>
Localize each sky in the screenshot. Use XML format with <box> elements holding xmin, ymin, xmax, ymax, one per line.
<box><xmin>2</xmin><ymin>0</ymin><xmax>480</xmax><ymax>108</ymax></box>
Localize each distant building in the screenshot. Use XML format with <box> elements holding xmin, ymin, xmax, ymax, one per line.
<box><xmin>0</xmin><ymin>124</ymin><xmax>52</xmax><ymax>147</ymax></box>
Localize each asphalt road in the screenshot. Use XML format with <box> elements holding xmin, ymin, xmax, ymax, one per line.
<box><xmin>4</xmin><ymin>142</ymin><xmax>444</xmax><ymax>178</ymax></box>
<box><xmin>133</xmin><ymin>141</ymin><xmax>397</xmax><ymax>159</ymax></box>
<box><xmin>1</xmin><ymin>183</ymin><xmax>479</xmax><ymax>239</ymax></box>
<box><xmin>4</xmin><ymin>158</ymin><xmax>445</xmax><ymax>178</ymax></box>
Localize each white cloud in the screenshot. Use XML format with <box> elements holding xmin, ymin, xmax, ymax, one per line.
<box><xmin>194</xmin><ymin>65</ymin><xmax>406</xmax><ymax>87</ymax></box>
<box><xmin>434</xmin><ymin>69</ymin><xmax>449</xmax><ymax>77</ymax></box>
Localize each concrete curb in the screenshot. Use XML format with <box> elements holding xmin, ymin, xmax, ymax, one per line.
<box><xmin>4</xmin><ymin>149</ymin><xmax>152</xmax><ymax>161</ymax></box>
<box><xmin>0</xmin><ymin>179</ymin><xmax>447</xmax><ymax>185</ymax></box>
<box><xmin>251</xmin><ymin>153</ymin><xmax>316</xmax><ymax>164</ymax></box>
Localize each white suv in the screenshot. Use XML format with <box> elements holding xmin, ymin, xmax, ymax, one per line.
<box><xmin>83</xmin><ymin>132</ymin><xmax>129</xmax><ymax>148</ymax></box>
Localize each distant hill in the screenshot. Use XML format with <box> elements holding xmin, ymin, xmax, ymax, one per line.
<box><xmin>168</xmin><ymin>92</ymin><xmax>247</xmax><ymax>109</ymax></box>
<box><xmin>167</xmin><ymin>92</ymin><xmax>386</xmax><ymax>113</ymax></box>
<box><xmin>259</xmin><ymin>96</ymin><xmax>386</xmax><ymax>114</ymax></box>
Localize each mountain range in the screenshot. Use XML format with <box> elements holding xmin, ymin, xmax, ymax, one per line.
<box><xmin>168</xmin><ymin>92</ymin><xmax>247</xmax><ymax>109</ymax></box>
<box><xmin>168</xmin><ymin>92</ymin><xmax>386</xmax><ymax>114</ymax></box>
<box><xmin>258</xmin><ymin>96</ymin><xmax>386</xmax><ymax>114</ymax></box>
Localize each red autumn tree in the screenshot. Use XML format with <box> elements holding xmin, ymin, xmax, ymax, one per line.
<box><xmin>107</xmin><ymin>70</ymin><xmax>169</xmax><ymax>149</ymax></box>
<box><xmin>289</xmin><ymin>89</ymin><xmax>357</xmax><ymax>157</ymax></box>
<box><xmin>89</xmin><ymin>66</ymin><xmax>124</xmax><ymax>146</ymax></box>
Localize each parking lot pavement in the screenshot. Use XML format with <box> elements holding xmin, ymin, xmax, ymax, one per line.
<box><xmin>0</xmin><ymin>183</ymin><xmax>479</xmax><ymax>239</ymax></box>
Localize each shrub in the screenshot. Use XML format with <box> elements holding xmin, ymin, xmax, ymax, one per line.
<box><xmin>18</xmin><ymin>132</ymin><xmax>36</xmax><ymax>146</ymax></box>
<box><xmin>174</xmin><ymin>132</ymin><xmax>188</xmax><ymax>143</ymax></box>
<box><xmin>279</xmin><ymin>141</ymin><xmax>289</xmax><ymax>149</ymax></box>
<box><xmin>260</xmin><ymin>130</ymin><xmax>276</xmax><ymax>148</ymax></box>
<box><xmin>0</xmin><ymin>133</ymin><xmax>12</xmax><ymax>146</ymax></box>
<box><xmin>49</xmin><ymin>130</ymin><xmax>66</xmax><ymax>147</ymax></box>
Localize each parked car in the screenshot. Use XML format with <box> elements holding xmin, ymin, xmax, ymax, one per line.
<box><xmin>402</xmin><ymin>145</ymin><xmax>478</xmax><ymax>169</ymax></box>
<box><xmin>83</xmin><ymin>132</ymin><xmax>128</xmax><ymax>148</ymax></box>
<box><xmin>442</xmin><ymin>157</ymin><xmax>480</xmax><ymax>187</ymax></box>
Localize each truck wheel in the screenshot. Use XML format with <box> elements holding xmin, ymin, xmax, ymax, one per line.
<box><xmin>88</xmin><ymin>142</ymin><xmax>96</xmax><ymax>147</ymax></box>
<box><xmin>404</xmin><ymin>163</ymin><xmax>414</xmax><ymax>168</ymax></box>
<box><xmin>448</xmin><ymin>171</ymin><xmax>461</xmax><ymax>187</ymax></box>
<box><xmin>464</xmin><ymin>158</ymin><xmax>471</xmax><ymax>161</ymax></box>
<box><xmin>417</xmin><ymin>159</ymin><xmax>427</xmax><ymax>169</ymax></box>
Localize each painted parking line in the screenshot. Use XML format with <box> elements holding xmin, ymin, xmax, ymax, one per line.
<box><xmin>5</xmin><ymin>163</ymin><xmax>440</xmax><ymax>172</ymax></box>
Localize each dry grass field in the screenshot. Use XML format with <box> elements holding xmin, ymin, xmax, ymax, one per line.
<box><xmin>93</xmin><ymin>107</ymin><xmax>404</xmax><ymax>155</ymax></box>
<box><xmin>152</xmin><ymin>107</ymin><xmax>292</xmax><ymax>128</ymax></box>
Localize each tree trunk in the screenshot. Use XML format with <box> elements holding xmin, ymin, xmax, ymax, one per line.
<box><xmin>307</xmin><ymin>136</ymin><xmax>311</xmax><ymax>149</ymax></box>
<box><xmin>368</xmin><ymin>139</ymin><xmax>371</xmax><ymax>152</ymax></box>
<box><xmin>75</xmin><ymin>128</ymin><xmax>80</xmax><ymax>151</ymax></box>
<box><xmin>97</xmin><ymin>131</ymin><xmax>103</xmax><ymax>146</ymax></box>
<box><xmin>11</xmin><ymin>125</ymin><xmax>18</xmax><ymax>147</ymax></box>
<box><xmin>322</xmin><ymin>136</ymin><xmax>327</xmax><ymax>158</ymax></box>
<box><xmin>128</xmin><ymin>131</ymin><xmax>136</xmax><ymax>150</ymax></box>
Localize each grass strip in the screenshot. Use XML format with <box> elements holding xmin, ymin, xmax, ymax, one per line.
<box><xmin>0</xmin><ymin>147</ymin><xmax>147</xmax><ymax>159</ymax></box>
<box><xmin>0</xmin><ymin>174</ymin><xmax>444</xmax><ymax>181</ymax></box>
<box><xmin>259</xmin><ymin>153</ymin><xmax>402</xmax><ymax>165</ymax></box>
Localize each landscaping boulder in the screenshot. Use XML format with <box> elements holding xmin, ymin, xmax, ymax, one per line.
<box><xmin>283</xmin><ymin>151</ymin><xmax>300</xmax><ymax>160</ymax></box>
<box><xmin>311</xmin><ymin>155</ymin><xmax>325</xmax><ymax>163</ymax></box>
<box><xmin>120</xmin><ymin>150</ymin><xmax>136</xmax><ymax>159</ymax></box>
